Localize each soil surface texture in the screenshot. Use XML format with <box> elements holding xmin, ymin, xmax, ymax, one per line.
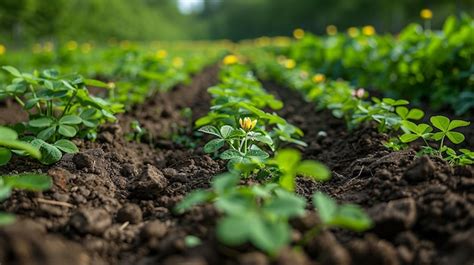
<box><xmin>0</xmin><ymin>67</ymin><xmax>473</xmax><ymax>265</ymax></box>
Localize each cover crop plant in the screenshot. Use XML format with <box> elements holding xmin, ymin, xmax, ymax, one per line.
<box><xmin>1</xmin><ymin>66</ymin><xmax>124</xmax><ymax>164</ymax></box>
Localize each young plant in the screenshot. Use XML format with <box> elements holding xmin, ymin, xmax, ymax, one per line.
<box><xmin>175</xmin><ymin>172</ymin><xmax>307</xmax><ymax>254</ymax></box>
<box><xmin>400</xmin><ymin>115</ymin><xmax>470</xmax><ymax>162</ymax></box>
<box><xmin>299</xmin><ymin>192</ymin><xmax>372</xmax><ymax>245</ymax></box>
<box><xmin>0</xmin><ymin>173</ymin><xmax>52</xmax><ymax>225</ymax></box>
<box><xmin>1</xmin><ymin>66</ymin><xmax>123</xmax><ymax>164</ymax></box>
<box><xmin>269</xmin><ymin>149</ymin><xmax>330</xmax><ymax>192</ymax></box>
<box><xmin>0</xmin><ymin>126</ymin><xmax>41</xmax><ymax>165</ymax></box>
<box><xmin>200</xmin><ymin>117</ymin><xmax>273</xmax><ymax>169</ymax></box>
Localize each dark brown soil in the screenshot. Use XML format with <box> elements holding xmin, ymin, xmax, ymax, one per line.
<box><xmin>0</xmin><ymin>68</ymin><xmax>473</xmax><ymax>265</ymax></box>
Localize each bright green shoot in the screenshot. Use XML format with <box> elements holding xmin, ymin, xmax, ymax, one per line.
<box><xmin>0</xmin><ymin>126</ymin><xmax>41</xmax><ymax>166</ymax></box>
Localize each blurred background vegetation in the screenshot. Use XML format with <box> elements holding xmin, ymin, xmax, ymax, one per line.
<box><xmin>0</xmin><ymin>0</ymin><xmax>473</xmax><ymax>45</ymax></box>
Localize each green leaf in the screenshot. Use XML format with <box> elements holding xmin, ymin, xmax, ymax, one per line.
<box><xmin>250</xmin><ymin>218</ymin><xmax>290</xmax><ymax>254</ymax></box>
<box><xmin>400</xmin><ymin>133</ymin><xmax>419</xmax><ymax>143</ymax></box>
<box><xmin>184</xmin><ymin>235</ymin><xmax>202</xmax><ymax>248</ymax></box>
<box><xmin>59</xmin><ymin>115</ymin><xmax>82</xmax><ymax>125</ymax></box>
<box><xmin>3</xmin><ymin>174</ymin><xmax>52</xmax><ymax>191</ymax></box>
<box><xmin>37</xmin><ymin>127</ymin><xmax>57</xmax><ymax>141</ymax></box>
<box><xmin>313</xmin><ymin>192</ymin><xmax>337</xmax><ymax>224</ymax></box>
<box><xmin>0</xmin><ymin>147</ymin><xmax>12</xmax><ymax>166</ymax></box>
<box><xmin>212</xmin><ymin>173</ymin><xmax>240</xmax><ymax>194</ymax></box>
<box><xmin>407</xmin><ymin>109</ymin><xmax>424</xmax><ymax>120</ymax></box>
<box><xmin>2</xmin><ymin>66</ymin><xmax>21</xmax><ymax>77</ymax></box>
<box><xmin>220</xmin><ymin>149</ymin><xmax>242</xmax><ymax>160</ymax></box>
<box><xmin>263</xmin><ymin>190</ymin><xmax>306</xmax><ymax>217</ymax></box>
<box><xmin>275</xmin><ymin>149</ymin><xmax>301</xmax><ymax>172</ymax></box>
<box><xmin>446</xmin><ymin>131</ymin><xmax>465</xmax><ymax>144</ymax></box>
<box><xmin>54</xmin><ymin>139</ymin><xmax>79</xmax><ymax>153</ymax></box>
<box><xmin>430</xmin><ymin>116</ymin><xmax>450</xmax><ymax>131</ymax></box>
<box><xmin>174</xmin><ymin>190</ymin><xmax>213</xmax><ymax>213</ymax></box>
<box><xmin>296</xmin><ymin>160</ymin><xmax>331</xmax><ymax>181</ymax></box>
<box><xmin>220</xmin><ymin>125</ymin><xmax>234</xmax><ymax>139</ymax></box>
<box><xmin>0</xmin><ymin>127</ymin><xmax>18</xmax><ymax>140</ymax></box>
<box><xmin>198</xmin><ymin>125</ymin><xmax>221</xmax><ymax>137</ymax></box>
<box><xmin>395</xmin><ymin>107</ymin><xmax>408</xmax><ymax>119</ymax></box>
<box><xmin>330</xmin><ymin>204</ymin><xmax>373</xmax><ymax>232</ymax></box>
<box><xmin>58</xmin><ymin>125</ymin><xmax>77</xmax><ymax>137</ymax></box>
<box><xmin>0</xmin><ymin>185</ymin><xmax>12</xmax><ymax>201</ymax></box>
<box><xmin>448</xmin><ymin>120</ymin><xmax>470</xmax><ymax>130</ymax></box>
<box><xmin>32</xmin><ymin>140</ymin><xmax>62</xmax><ymax>165</ymax></box>
<box><xmin>217</xmin><ymin>215</ymin><xmax>252</xmax><ymax>246</ymax></box>
<box><xmin>247</xmin><ymin>148</ymin><xmax>269</xmax><ymax>159</ymax></box>
<box><xmin>203</xmin><ymin>139</ymin><xmax>225</xmax><ymax>153</ymax></box>
<box><xmin>0</xmin><ymin>213</ymin><xmax>15</xmax><ymax>225</ymax></box>
<box><xmin>29</xmin><ymin>117</ymin><xmax>54</xmax><ymax>128</ymax></box>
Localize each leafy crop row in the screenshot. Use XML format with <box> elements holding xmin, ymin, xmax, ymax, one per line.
<box><xmin>271</xmin><ymin>15</ymin><xmax>474</xmax><ymax>114</ymax></box>
<box><xmin>249</xmin><ymin>50</ymin><xmax>472</xmax><ymax>165</ymax></box>
<box><xmin>176</xmin><ymin>55</ymin><xmax>372</xmax><ymax>254</ymax></box>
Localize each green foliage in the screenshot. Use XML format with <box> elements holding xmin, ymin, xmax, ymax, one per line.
<box><xmin>176</xmin><ymin>172</ymin><xmax>307</xmax><ymax>254</ymax></box>
<box><xmin>0</xmin><ymin>126</ymin><xmax>41</xmax><ymax>165</ymax></box>
<box><xmin>0</xmin><ymin>173</ymin><xmax>52</xmax><ymax>225</ymax></box>
<box><xmin>1</xmin><ymin>65</ymin><xmax>124</xmax><ymax>164</ymax></box>
<box><xmin>399</xmin><ymin>115</ymin><xmax>470</xmax><ymax>164</ymax></box>
<box><xmin>313</xmin><ymin>192</ymin><xmax>372</xmax><ymax>231</ymax></box>
<box><xmin>271</xmin><ymin>149</ymin><xmax>330</xmax><ymax>192</ymax></box>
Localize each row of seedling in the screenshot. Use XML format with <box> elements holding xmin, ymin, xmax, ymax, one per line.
<box><xmin>175</xmin><ymin>55</ymin><xmax>372</xmax><ymax>254</ymax></box>
<box><xmin>250</xmin><ymin>51</ymin><xmax>472</xmax><ymax>166</ymax></box>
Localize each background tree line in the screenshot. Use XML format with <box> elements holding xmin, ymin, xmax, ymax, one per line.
<box><xmin>0</xmin><ymin>0</ymin><xmax>472</xmax><ymax>45</ymax></box>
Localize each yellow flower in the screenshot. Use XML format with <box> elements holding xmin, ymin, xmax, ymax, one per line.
<box><xmin>420</xmin><ymin>9</ymin><xmax>433</xmax><ymax>20</ymax></box>
<box><xmin>293</xmin><ymin>28</ymin><xmax>305</xmax><ymax>39</ymax></box>
<box><xmin>347</xmin><ymin>27</ymin><xmax>359</xmax><ymax>38</ymax></box>
<box><xmin>223</xmin><ymin>54</ymin><xmax>238</xmax><ymax>65</ymax></box>
<box><xmin>239</xmin><ymin>117</ymin><xmax>257</xmax><ymax>131</ymax></box>
<box><xmin>172</xmin><ymin>57</ymin><xmax>184</xmax><ymax>68</ymax></box>
<box><xmin>312</xmin><ymin>73</ymin><xmax>326</xmax><ymax>83</ymax></box>
<box><xmin>156</xmin><ymin>49</ymin><xmax>167</xmax><ymax>59</ymax></box>
<box><xmin>81</xmin><ymin>43</ymin><xmax>92</xmax><ymax>54</ymax></box>
<box><xmin>66</xmin><ymin>41</ymin><xmax>78</xmax><ymax>51</ymax></box>
<box><xmin>362</xmin><ymin>25</ymin><xmax>376</xmax><ymax>36</ymax></box>
<box><xmin>326</xmin><ymin>25</ymin><xmax>338</xmax><ymax>36</ymax></box>
<box><xmin>284</xmin><ymin>59</ymin><xmax>296</xmax><ymax>69</ymax></box>
<box><xmin>107</xmin><ymin>82</ymin><xmax>116</xmax><ymax>89</ymax></box>
<box><xmin>0</xmin><ymin>44</ymin><xmax>5</xmax><ymax>55</ymax></box>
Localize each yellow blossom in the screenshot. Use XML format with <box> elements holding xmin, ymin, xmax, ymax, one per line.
<box><xmin>66</xmin><ymin>41</ymin><xmax>78</xmax><ymax>51</ymax></box>
<box><xmin>223</xmin><ymin>54</ymin><xmax>238</xmax><ymax>65</ymax></box>
<box><xmin>420</xmin><ymin>9</ymin><xmax>433</xmax><ymax>20</ymax></box>
<box><xmin>312</xmin><ymin>73</ymin><xmax>326</xmax><ymax>83</ymax></box>
<box><xmin>347</xmin><ymin>27</ymin><xmax>359</xmax><ymax>38</ymax></box>
<box><xmin>362</xmin><ymin>25</ymin><xmax>376</xmax><ymax>36</ymax></box>
<box><xmin>107</xmin><ymin>82</ymin><xmax>116</xmax><ymax>89</ymax></box>
<box><xmin>239</xmin><ymin>117</ymin><xmax>257</xmax><ymax>131</ymax></box>
<box><xmin>284</xmin><ymin>59</ymin><xmax>296</xmax><ymax>69</ymax></box>
<box><xmin>172</xmin><ymin>57</ymin><xmax>184</xmax><ymax>68</ymax></box>
<box><xmin>0</xmin><ymin>44</ymin><xmax>5</xmax><ymax>55</ymax></box>
<box><xmin>326</xmin><ymin>25</ymin><xmax>338</xmax><ymax>36</ymax></box>
<box><xmin>156</xmin><ymin>49</ymin><xmax>168</xmax><ymax>59</ymax></box>
<box><xmin>293</xmin><ymin>28</ymin><xmax>305</xmax><ymax>39</ymax></box>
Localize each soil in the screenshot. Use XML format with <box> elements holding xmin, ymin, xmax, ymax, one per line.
<box><xmin>0</xmin><ymin>66</ymin><xmax>473</xmax><ymax>265</ymax></box>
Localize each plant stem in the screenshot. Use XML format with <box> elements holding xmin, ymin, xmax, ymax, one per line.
<box><xmin>60</xmin><ymin>91</ymin><xmax>77</xmax><ymax>118</ymax></box>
